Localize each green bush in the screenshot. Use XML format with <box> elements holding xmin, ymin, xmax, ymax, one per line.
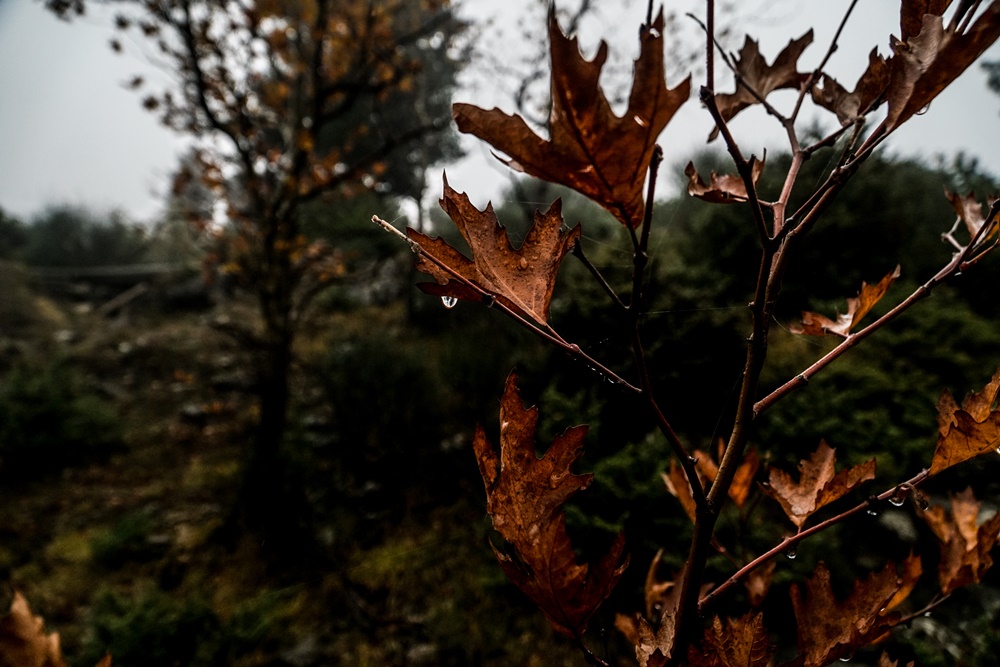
<box><xmin>0</xmin><ymin>361</ymin><xmax>121</xmax><ymax>481</ymax></box>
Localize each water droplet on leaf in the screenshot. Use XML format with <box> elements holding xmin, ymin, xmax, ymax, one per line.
<box><xmin>441</xmin><ymin>296</ymin><xmax>458</xmax><ymax>309</ymax></box>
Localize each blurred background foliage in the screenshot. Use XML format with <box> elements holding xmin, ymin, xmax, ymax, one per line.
<box><xmin>2</xmin><ymin>148</ymin><xmax>1000</xmax><ymax>665</ymax></box>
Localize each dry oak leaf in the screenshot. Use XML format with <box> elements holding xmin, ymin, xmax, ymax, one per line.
<box><xmin>407</xmin><ymin>175</ymin><xmax>580</xmax><ymax>326</ymax></box>
<box><xmin>635</xmin><ymin>608</ymin><xmax>675</xmax><ymax>667</ymax></box>
<box><xmin>763</xmin><ymin>441</ymin><xmax>876</xmax><ymax>528</ymax></box>
<box><xmin>694</xmin><ymin>612</ymin><xmax>773</xmax><ymax>667</ymax></box>
<box><xmin>791</xmin><ymin>265</ymin><xmax>901</xmax><ymax>337</ymax></box>
<box><xmin>945</xmin><ymin>188</ymin><xmax>1000</xmax><ymax>242</ymax></box>
<box><xmin>929</xmin><ymin>365</ymin><xmax>1000</xmax><ymax>475</ymax></box>
<box><xmin>453</xmin><ymin>7</ymin><xmax>689</xmax><ymax>228</ymax></box>
<box><xmin>474</xmin><ymin>372</ymin><xmax>627</xmax><ymax>637</ymax></box>
<box><xmin>785</xmin><ymin>561</ymin><xmax>905</xmax><ymax>667</ymax></box>
<box><xmin>882</xmin><ymin>3</ymin><xmax>1000</xmax><ymax>133</ymax></box>
<box><xmin>919</xmin><ymin>487</ymin><xmax>1000</xmax><ymax>594</ymax></box>
<box><xmin>901</xmin><ymin>0</ymin><xmax>954</xmax><ymax>42</ymax></box>
<box><xmin>709</xmin><ymin>30</ymin><xmax>813</xmax><ymax>140</ymax></box>
<box><xmin>0</xmin><ymin>592</ymin><xmax>68</xmax><ymax>667</ymax></box>
<box><xmin>811</xmin><ymin>48</ymin><xmax>890</xmax><ymax>125</ymax></box>
<box><xmin>684</xmin><ymin>154</ymin><xmax>765</xmax><ymax>204</ymax></box>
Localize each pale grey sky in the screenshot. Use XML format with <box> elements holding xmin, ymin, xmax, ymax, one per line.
<box><xmin>0</xmin><ymin>1</ymin><xmax>998</xmax><ymax>222</ymax></box>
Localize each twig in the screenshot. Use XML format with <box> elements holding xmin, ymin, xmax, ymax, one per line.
<box><xmin>757</xmin><ymin>201</ymin><xmax>1000</xmax><ymax>415</ymax></box>
<box><xmin>699</xmin><ymin>470</ymin><xmax>931</xmax><ymax>611</ymax></box>
<box><xmin>790</xmin><ymin>0</ymin><xmax>859</xmax><ymax>122</ymax></box>
<box><xmin>371</xmin><ymin>215</ymin><xmax>642</xmax><ymax>393</ymax></box>
<box><xmin>572</xmin><ymin>241</ymin><xmax>627</xmax><ymax>311</ymax></box>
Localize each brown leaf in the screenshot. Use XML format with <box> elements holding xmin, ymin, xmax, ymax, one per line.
<box><xmin>474</xmin><ymin>372</ymin><xmax>627</xmax><ymax>637</ymax></box>
<box><xmin>884</xmin><ymin>551</ymin><xmax>923</xmax><ymax>613</ymax></box>
<box><xmin>665</xmin><ymin>446</ymin><xmax>760</xmax><ymax>522</ymax></box>
<box><xmin>744</xmin><ymin>559</ymin><xmax>776</xmax><ymax>608</ymax></box>
<box><xmin>764</xmin><ymin>441</ymin><xmax>876</xmax><ymax>528</ymax></box>
<box><xmin>663</xmin><ymin>459</ymin><xmax>698</xmax><ymax>524</ymax></box>
<box><xmin>698</xmin><ymin>612</ymin><xmax>773</xmax><ymax>667</ymax></box>
<box><xmin>788</xmin><ymin>561</ymin><xmax>905</xmax><ymax>667</ymax></box>
<box><xmin>901</xmin><ymin>0</ymin><xmax>954</xmax><ymax>42</ymax></box>
<box><xmin>709</xmin><ymin>31</ymin><xmax>813</xmax><ymax>140</ymax></box>
<box><xmin>792</xmin><ymin>265</ymin><xmax>901</xmax><ymax>337</ymax></box>
<box><xmin>879</xmin><ymin>650</ymin><xmax>915</xmax><ymax>667</ymax></box>
<box><xmin>945</xmin><ymin>188</ymin><xmax>999</xmax><ymax>242</ymax></box>
<box><xmin>0</xmin><ymin>592</ymin><xmax>68</xmax><ymax>667</ymax></box>
<box><xmin>919</xmin><ymin>487</ymin><xmax>1000</xmax><ymax>594</ymax></box>
<box><xmin>811</xmin><ymin>49</ymin><xmax>890</xmax><ymax>125</ymax></box>
<box><xmin>883</xmin><ymin>4</ymin><xmax>1000</xmax><ymax>133</ymax></box>
<box><xmin>929</xmin><ymin>365</ymin><xmax>1000</xmax><ymax>475</ymax></box>
<box><xmin>684</xmin><ymin>154</ymin><xmax>765</xmax><ymax>204</ymax></box>
<box><xmin>453</xmin><ymin>8</ymin><xmax>689</xmax><ymax>228</ymax></box>
<box><xmin>407</xmin><ymin>175</ymin><xmax>580</xmax><ymax>326</ymax></box>
<box><xmin>636</xmin><ymin>609</ymin><xmax>675</xmax><ymax>667</ymax></box>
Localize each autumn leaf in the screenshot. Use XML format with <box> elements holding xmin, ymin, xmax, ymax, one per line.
<box><xmin>474</xmin><ymin>372</ymin><xmax>627</xmax><ymax>637</ymax></box>
<box><xmin>792</xmin><ymin>265</ymin><xmax>900</xmax><ymax>337</ymax></box>
<box><xmin>929</xmin><ymin>365</ymin><xmax>1000</xmax><ymax>475</ymax></box>
<box><xmin>453</xmin><ymin>8</ymin><xmax>689</xmax><ymax>228</ymax></box>
<box><xmin>763</xmin><ymin>441</ymin><xmax>876</xmax><ymax>528</ymax></box>
<box><xmin>811</xmin><ymin>49</ymin><xmax>890</xmax><ymax>125</ymax></box>
<box><xmin>684</xmin><ymin>154</ymin><xmax>765</xmax><ymax>204</ymax></box>
<box><xmin>0</xmin><ymin>592</ymin><xmax>68</xmax><ymax>667</ymax></box>
<box><xmin>879</xmin><ymin>651</ymin><xmax>915</xmax><ymax>667</ymax></box>
<box><xmin>635</xmin><ymin>609</ymin><xmax>675</xmax><ymax>667</ymax></box>
<box><xmin>786</xmin><ymin>561</ymin><xmax>905</xmax><ymax>667</ymax></box>
<box><xmin>664</xmin><ymin>446</ymin><xmax>760</xmax><ymax>523</ymax></box>
<box><xmin>884</xmin><ymin>552</ymin><xmax>923</xmax><ymax>614</ymax></box>
<box><xmin>696</xmin><ymin>612</ymin><xmax>773</xmax><ymax>667</ymax></box>
<box><xmin>919</xmin><ymin>487</ymin><xmax>1000</xmax><ymax>594</ymax></box>
<box><xmin>709</xmin><ymin>31</ymin><xmax>813</xmax><ymax>140</ymax></box>
<box><xmin>407</xmin><ymin>175</ymin><xmax>580</xmax><ymax>326</ymax></box>
<box><xmin>882</xmin><ymin>3</ymin><xmax>1000</xmax><ymax>133</ymax></box>
<box><xmin>945</xmin><ymin>188</ymin><xmax>1000</xmax><ymax>243</ymax></box>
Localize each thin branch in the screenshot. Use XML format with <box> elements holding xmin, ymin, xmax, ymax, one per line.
<box><xmin>790</xmin><ymin>0</ymin><xmax>859</xmax><ymax>122</ymax></box>
<box><xmin>757</xmin><ymin>203</ymin><xmax>1000</xmax><ymax>415</ymax></box>
<box><xmin>572</xmin><ymin>241</ymin><xmax>627</xmax><ymax>311</ymax></box>
<box><xmin>699</xmin><ymin>469</ymin><xmax>931</xmax><ymax>611</ymax></box>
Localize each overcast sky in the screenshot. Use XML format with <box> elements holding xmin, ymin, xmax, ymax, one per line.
<box><xmin>0</xmin><ymin>0</ymin><xmax>998</xmax><ymax>223</ymax></box>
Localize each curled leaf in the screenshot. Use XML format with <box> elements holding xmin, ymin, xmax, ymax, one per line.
<box><xmin>454</xmin><ymin>8</ymin><xmax>689</xmax><ymax>227</ymax></box>
<box><xmin>684</xmin><ymin>154</ymin><xmax>765</xmax><ymax>204</ymax></box>
<box><xmin>811</xmin><ymin>49</ymin><xmax>890</xmax><ymax>125</ymax></box>
<box><xmin>883</xmin><ymin>4</ymin><xmax>1000</xmax><ymax>133</ymax></box>
<box><xmin>792</xmin><ymin>265</ymin><xmax>901</xmax><ymax>337</ymax></box>
<box><xmin>920</xmin><ymin>487</ymin><xmax>1000</xmax><ymax>594</ymax></box>
<box><xmin>474</xmin><ymin>372</ymin><xmax>627</xmax><ymax>637</ymax></box>
<box><xmin>929</xmin><ymin>365</ymin><xmax>1000</xmax><ymax>475</ymax></box>
<box><xmin>763</xmin><ymin>441</ymin><xmax>875</xmax><ymax>528</ymax></box>
<box><xmin>407</xmin><ymin>175</ymin><xmax>580</xmax><ymax>326</ymax></box>
<box><xmin>945</xmin><ymin>188</ymin><xmax>1000</xmax><ymax>243</ymax></box>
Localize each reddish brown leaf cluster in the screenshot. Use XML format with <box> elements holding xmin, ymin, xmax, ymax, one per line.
<box><xmin>811</xmin><ymin>49</ymin><xmax>890</xmax><ymax>125</ymax></box>
<box><xmin>792</xmin><ymin>266</ymin><xmax>900</xmax><ymax>337</ymax></box>
<box><xmin>453</xmin><ymin>8</ymin><xmax>689</xmax><ymax>228</ymax></box>
<box><xmin>945</xmin><ymin>189</ymin><xmax>1000</xmax><ymax>243</ymax></box>
<box><xmin>920</xmin><ymin>488</ymin><xmax>1000</xmax><ymax>594</ymax></box>
<box><xmin>929</xmin><ymin>365</ymin><xmax>1000</xmax><ymax>474</ymax></box>
<box><xmin>407</xmin><ymin>176</ymin><xmax>580</xmax><ymax>326</ymax></box>
<box><xmin>473</xmin><ymin>373</ymin><xmax>627</xmax><ymax>638</ymax></box>
<box><xmin>763</xmin><ymin>441</ymin><xmax>876</xmax><ymax>528</ymax></box>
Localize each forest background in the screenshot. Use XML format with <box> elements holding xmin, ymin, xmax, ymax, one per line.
<box><xmin>1</xmin><ymin>0</ymin><xmax>1000</xmax><ymax>665</ymax></box>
